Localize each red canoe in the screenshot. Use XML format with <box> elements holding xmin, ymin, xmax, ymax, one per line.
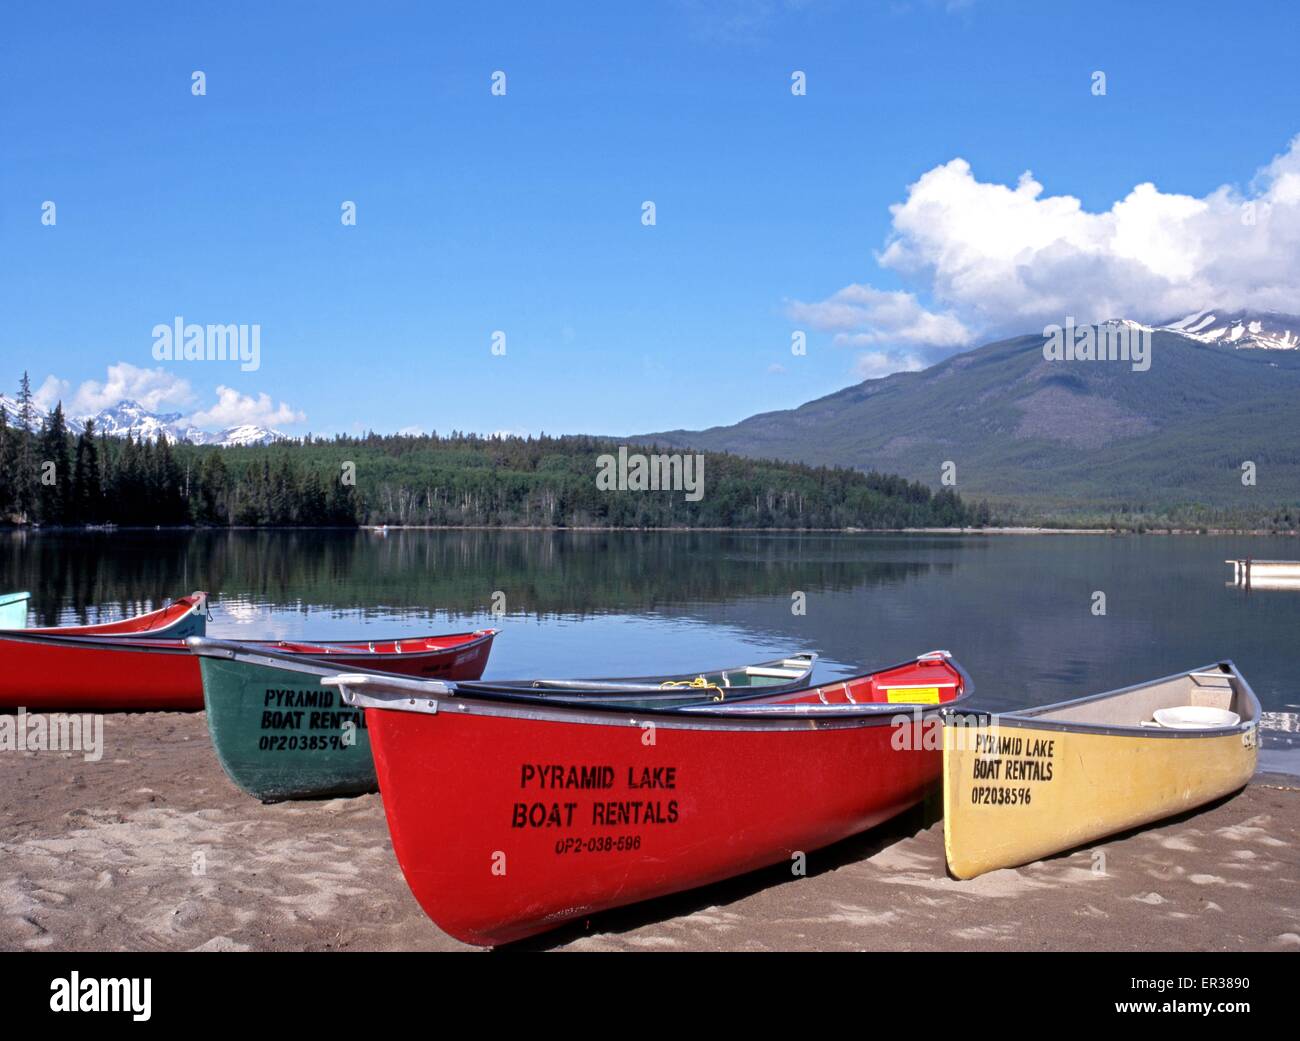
<box><xmin>325</xmin><ymin>650</ymin><xmax>971</xmax><ymax>946</ymax></box>
<box><xmin>0</xmin><ymin>628</ymin><xmax>499</xmax><ymax>711</ymax></box>
<box><xmin>23</xmin><ymin>592</ymin><xmax>210</xmax><ymax>639</ymax></box>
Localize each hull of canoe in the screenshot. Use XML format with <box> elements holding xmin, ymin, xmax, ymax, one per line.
<box><xmin>23</xmin><ymin>593</ymin><xmax>208</xmax><ymax>639</ymax></box>
<box><xmin>942</xmin><ymin>665</ymin><xmax>1259</xmax><ymax>880</ymax></box>
<box><xmin>0</xmin><ymin>636</ymin><xmax>201</xmax><ymax>711</ymax></box>
<box><xmin>201</xmin><ymin>655</ymin><xmax>380</xmax><ymax>800</ymax></box>
<box><xmin>0</xmin><ymin>592</ymin><xmax>30</xmax><ymax>629</ymax></box>
<box><xmin>196</xmin><ymin>632</ymin><xmax>497</xmax><ymax>800</ymax></box>
<box><xmin>364</xmin><ymin>698</ymin><xmax>950</xmax><ymax>946</ymax></box>
<box><xmin>0</xmin><ymin>629</ymin><xmax>498</xmax><ymax>713</ymax></box>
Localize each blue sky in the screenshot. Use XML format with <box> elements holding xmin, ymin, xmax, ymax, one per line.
<box><xmin>2</xmin><ymin>1</ymin><xmax>1299</xmax><ymax>437</ymax></box>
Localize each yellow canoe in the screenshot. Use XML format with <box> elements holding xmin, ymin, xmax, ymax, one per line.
<box><xmin>943</xmin><ymin>661</ymin><xmax>1260</xmax><ymax>880</ymax></box>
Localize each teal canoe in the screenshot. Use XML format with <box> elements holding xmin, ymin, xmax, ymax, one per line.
<box><xmin>198</xmin><ymin>650</ymin><xmax>381</xmax><ymax>801</ymax></box>
<box><xmin>188</xmin><ymin>637</ymin><xmax>817</xmax><ymax>802</ymax></box>
<box><xmin>0</xmin><ymin>592</ymin><xmax>30</xmax><ymax>629</ymax></box>
<box><xmin>191</xmin><ymin>630</ymin><xmax>499</xmax><ymax>802</ymax></box>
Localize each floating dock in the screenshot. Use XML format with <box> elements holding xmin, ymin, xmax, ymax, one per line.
<box><xmin>1226</xmin><ymin>559</ymin><xmax>1300</xmax><ymax>586</ymax></box>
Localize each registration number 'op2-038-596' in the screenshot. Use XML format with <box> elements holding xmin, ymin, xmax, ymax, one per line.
<box><xmin>512</xmin><ymin>762</ymin><xmax>681</xmax><ymax>853</ymax></box>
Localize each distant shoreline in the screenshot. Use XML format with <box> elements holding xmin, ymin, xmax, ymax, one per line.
<box><xmin>4</xmin><ymin>523</ymin><xmax>1297</xmax><ymax>536</ymax></box>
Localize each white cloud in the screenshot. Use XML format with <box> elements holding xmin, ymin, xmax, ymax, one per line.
<box><xmin>791</xmin><ymin>134</ymin><xmax>1300</xmax><ymax>377</ymax></box>
<box><xmin>852</xmin><ymin>349</ymin><xmax>926</xmax><ymax>380</ymax></box>
<box><xmin>37</xmin><ymin>363</ymin><xmax>307</xmax><ymax>432</ymax></box>
<box><xmin>788</xmin><ymin>284</ymin><xmax>972</xmax><ymax>348</ymax></box>
<box><xmin>189</xmin><ymin>386</ymin><xmax>305</xmax><ymax>430</ymax></box>
<box><xmin>32</xmin><ymin>375</ymin><xmax>70</xmax><ymax>411</ymax></box>
<box><xmin>68</xmin><ymin>363</ymin><xmax>195</xmax><ymax>415</ymax></box>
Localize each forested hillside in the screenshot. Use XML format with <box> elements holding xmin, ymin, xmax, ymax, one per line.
<box><xmin>0</xmin><ymin>382</ymin><xmax>981</xmax><ymax>530</ymax></box>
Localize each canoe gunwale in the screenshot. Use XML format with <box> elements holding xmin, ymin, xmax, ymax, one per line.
<box><xmin>0</xmin><ymin>631</ymin><xmax>197</xmax><ymax>654</ymax></box>
<box><xmin>262</xmin><ymin>630</ymin><xmax>500</xmax><ymax>656</ymax></box>
<box><xmin>5</xmin><ymin>627</ymin><xmax>500</xmax><ymax>662</ymax></box>
<box><xmin>324</xmin><ymin>651</ymin><xmax>975</xmax><ymax>732</ymax></box>
<box><xmin>187</xmin><ymin>630</ymin><xmax>500</xmax><ymax>666</ymax></box>
<box><xmin>941</xmin><ymin>659</ymin><xmax>1260</xmax><ymax>740</ymax></box>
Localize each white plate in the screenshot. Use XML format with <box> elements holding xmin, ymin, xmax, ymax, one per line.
<box><xmin>1153</xmin><ymin>706</ymin><xmax>1241</xmax><ymax>729</ymax></box>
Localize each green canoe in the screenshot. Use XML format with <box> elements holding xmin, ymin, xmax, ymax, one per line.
<box><xmin>188</xmin><ymin>637</ymin><xmax>817</xmax><ymax>802</ymax></box>
<box><xmin>197</xmin><ymin>649</ymin><xmax>381</xmax><ymax>802</ymax></box>
<box><xmin>190</xmin><ymin>630</ymin><xmax>501</xmax><ymax>802</ymax></box>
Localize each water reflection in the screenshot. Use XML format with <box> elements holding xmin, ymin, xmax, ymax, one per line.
<box><xmin>2</xmin><ymin>530</ymin><xmax>1296</xmax><ymax>764</ymax></box>
<box><xmin>1</xmin><ymin>530</ymin><xmax>943</xmax><ymax>624</ymax></box>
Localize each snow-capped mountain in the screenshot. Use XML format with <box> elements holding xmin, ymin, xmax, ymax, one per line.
<box><xmin>0</xmin><ymin>395</ymin><xmax>289</xmax><ymax>447</ymax></box>
<box><xmin>199</xmin><ymin>423</ymin><xmax>288</xmax><ymax>447</ymax></box>
<box><xmin>0</xmin><ymin>394</ymin><xmax>58</xmax><ymax>431</ymax></box>
<box><xmin>1098</xmin><ymin>318</ymin><xmax>1154</xmax><ymax>333</ymax></box>
<box><xmin>89</xmin><ymin>400</ymin><xmax>188</xmax><ymax>442</ymax></box>
<box><xmin>1159</xmin><ymin>309</ymin><xmax>1300</xmax><ymax>350</ymax></box>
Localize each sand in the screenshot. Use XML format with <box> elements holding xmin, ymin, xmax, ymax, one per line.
<box><xmin>2</xmin><ymin>711</ymin><xmax>1297</xmax><ymax>952</ymax></box>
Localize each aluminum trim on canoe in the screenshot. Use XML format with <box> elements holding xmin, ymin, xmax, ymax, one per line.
<box><xmin>0</xmin><ymin>631</ymin><xmax>198</xmax><ymax>654</ymax></box>
<box><xmin>1</xmin><ymin>628</ymin><xmax>497</xmax><ymax>663</ymax></box>
<box><xmin>942</xmin><ymin>660</ymin><xmax>1259</xmax><ymax>740</ymax></box>
<box><xmin>322</xmin><ymin>650</ymin><xmax>972</xmax><ymax>733</ymax></box>
<box><xmin>325</xmin><ymin>681</ymin><xmax>941</xmax><ymax>733</ymax></box>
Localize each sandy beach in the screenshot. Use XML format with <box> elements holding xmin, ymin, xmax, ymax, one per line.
<box><xmin>2</xmin><ymin>711</ymin><xmax>1297</xmax><ymax>953</ymax></box>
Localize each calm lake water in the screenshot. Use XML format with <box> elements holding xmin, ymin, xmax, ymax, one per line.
<box><xmin>4</xmin><ymin>529</ymin><xmax>1297</xmax><ymax>770</ymax></box>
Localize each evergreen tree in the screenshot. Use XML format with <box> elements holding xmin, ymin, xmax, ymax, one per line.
<box><xmin>299</xmin><ymin>469</ymin><xmax>328</xmax><ymax>523</ymax></box>
<box><xmin>112</xmin><ymin>434</ymin><xmax>142</xmax><ymax>525</ymax></box>
<box><xmin>272</xmin><ymin>457</ymin><xmax>299</xmax><ymax>525</ymax></box>
<box><xmin>13</xmin><ymin>372</ymin><xmax>36</xmax><ymax>521</ymax></box>
<box><xmin>0</xmin><ymin>411</ymin><xmax>13</xmax><ymax>520</ymax></box>
<box><xmin>71</xmin><ymin>419</ymin><xmax>104</xmax><ymax>524</ymax></box>
<box><xmin>154</xmin><ymin>436</ymin><xmax>188</xmax><ymax>524</ymax></box>
<box><xmin>37</xmin><ymin>402</ymin><xmax>71</xmax><ymax>524</ymax></box>
<box><xmin>327</xmin><ymin>472</ymin><xmax>358</xmax><ymax>525</ymax></box>
<box><xmin>96</xmin><ymin>428</ymin><xmax>113</xmax><ymax>522</ymax></box>
<box><xmin>196</xmin><ymin>451</ymin><xmax>229</xmax><ymax>525</ymax></box>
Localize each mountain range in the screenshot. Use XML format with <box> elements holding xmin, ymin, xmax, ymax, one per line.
<box><xmin>0</xmin><ymin>396</ymin><xmax>289</xmax><ymax>448</ymax></box>
<box><xmin>6</xmin><ymin>307</ymin><xmax>1299</xmax><ymax>517</ymax></box>
<box><xmin>639</xmin><ymin>309</ymin><xmax>1300</xmax><ymax>517</ymax></box>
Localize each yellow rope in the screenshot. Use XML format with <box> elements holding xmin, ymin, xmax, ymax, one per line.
<box><xmin>660</xmin><ymin>676</ymin><xmax>725</xmax><ymax>701</ymax></box>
